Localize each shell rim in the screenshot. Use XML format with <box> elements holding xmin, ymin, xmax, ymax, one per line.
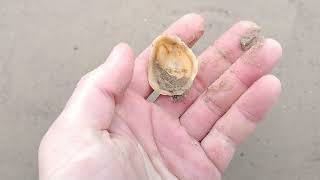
<box><xmin>148</xmin><ymin>35</ymin><xmax>198</xmax><ymax>96</ymax></box>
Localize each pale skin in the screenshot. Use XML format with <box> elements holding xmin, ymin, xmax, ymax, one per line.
<box><xmin>39</xmin><ymin>14</ymin><xmax>282</xmax><ymax>180</ymax></box>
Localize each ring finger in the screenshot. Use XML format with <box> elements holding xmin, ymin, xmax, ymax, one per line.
<box><xmin>180</xmin><ymin>38</ymin><xmax>282</xmax><ymax>140</ymax></box>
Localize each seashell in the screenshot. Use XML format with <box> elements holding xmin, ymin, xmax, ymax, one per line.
<box><xmin>148</xmin><ymin>35</ymin><xmax>198</xmax><ymax>96</ymax></box>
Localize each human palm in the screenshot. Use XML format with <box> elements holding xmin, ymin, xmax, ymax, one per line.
<box><xmin>39</xmin><ymin>14</ymin><xmax>282</xmax><ymax>180</ymax></box>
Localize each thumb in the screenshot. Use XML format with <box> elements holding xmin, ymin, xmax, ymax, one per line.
<box><xmin>58</xmin><ymin>43</ymin><xmax>135</xmax><ymax>130</ymax></box>
<box><xmin>81</xmin><ymin>43</ymin><xmax>135</xmax><ymax>97</ymax></box>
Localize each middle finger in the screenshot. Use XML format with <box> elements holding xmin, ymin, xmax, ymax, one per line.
<box><xmin>155</xmin><ymin>21</ymin><xmax>260</xmax><ymax>117</ymax></box>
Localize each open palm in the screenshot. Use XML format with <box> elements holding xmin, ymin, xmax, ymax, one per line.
<box><xmin>39</xmin><ymin>14</ymin><xmax>282</xmax><ymax>180</ymax></box>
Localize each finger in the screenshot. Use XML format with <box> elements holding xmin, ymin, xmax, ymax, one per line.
<box><xmin>155</xmin><ymin>21</ymin><xmax>260</xmax><ymax>117</ymax></box>
<box><xmin>59</xmin><ymin>43</ymin><xmax>135</xmax><ymax>129</ymax></box>
<box><xmin>130</xmin><ymin>13</ymin><xmax>204</xmax><ymax>97</ymax></box>
<box><xmin>180</xmin><ymin>39</ymin><xmax>282</xmax><ymax>140</ymax></box>
<box><xmin>201</xmin><ymin>75</ymin><xmax>281</xmax><ymax>172</ymax></box>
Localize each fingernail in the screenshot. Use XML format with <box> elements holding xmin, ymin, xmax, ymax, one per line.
<box><xmin>104</xmin><ymin>43</ymin><xmax>131</xmax><ymax>66</ymax></box>
<box><xmin>107</xmin><ymin>43</ymin><xmax>124</xmax><ymax>62</ymax></box>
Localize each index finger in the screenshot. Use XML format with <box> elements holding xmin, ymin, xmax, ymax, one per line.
<box><xmin>129</xmin><ymin>13</ymin><xmax>205</xmax><ymax>97</ymax></box>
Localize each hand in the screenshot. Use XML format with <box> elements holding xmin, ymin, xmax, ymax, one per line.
<box><xmin>39</xmin><ymin>14</ymin><xmax>282</xmax><ymax>180</ymax></box>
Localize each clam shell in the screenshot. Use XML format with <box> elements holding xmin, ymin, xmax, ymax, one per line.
<box><xmin>148</xmin><ymin>35</ymin><xmax>198</xmax><ymax>96</ymax></box>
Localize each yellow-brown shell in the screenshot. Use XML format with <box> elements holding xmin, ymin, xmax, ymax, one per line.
<box><xmin>148</xmin><ymin>35</ymin><xmax>198</xmax><ymax>96</ymax></box>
